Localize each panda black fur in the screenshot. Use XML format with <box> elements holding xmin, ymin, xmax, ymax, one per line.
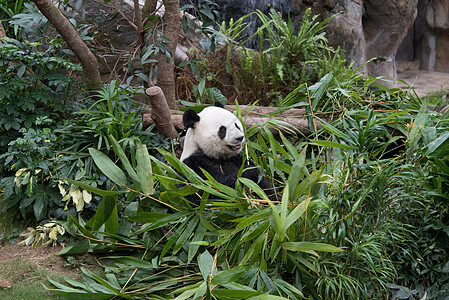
<box><xmin>181</xmin><ymin>101</ymin><xmax>276</xmax><ymax>202</ymax></box>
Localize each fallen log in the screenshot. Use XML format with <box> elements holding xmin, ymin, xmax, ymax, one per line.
<box><xmin>145</xmin><ymin>86</ymin><xmax>178</xmax><ymax>139</ymax></box>
<box><xmin>143</xmin><ymin>104</ymin><xmax>324</xmax><ymax>135</ymax></box>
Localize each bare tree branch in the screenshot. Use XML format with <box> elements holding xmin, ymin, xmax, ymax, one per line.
<box><xmin>32</xmin><ymin>0</ymin><xmax>102</xmax><ymax>93</ymax></box>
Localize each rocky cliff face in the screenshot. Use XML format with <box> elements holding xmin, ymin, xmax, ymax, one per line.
<box><xmin>212</xmin><ymin>0</ymin><xmax>424</xmax><ymax>86</ymax></box>
<box><xmin>413</xmin><ymin>0</ymin><xmax>449</xmax><ymax>73</ymax></box>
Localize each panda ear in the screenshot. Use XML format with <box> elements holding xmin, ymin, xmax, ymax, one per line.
<box><xmin>183</xmin><ymin>109</ymin><xmax>200</xmax><ymax>129</ymax></box>
<box><xmin>214</xmin><ymin>101</ymin><xmax>225</xmax><ymax>108</ymax></box>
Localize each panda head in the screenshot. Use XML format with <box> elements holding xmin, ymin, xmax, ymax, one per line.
<box><xmin>181</xmin><ymin>102</ymin><xmax>245</xmax><ymax>161</ymax></box>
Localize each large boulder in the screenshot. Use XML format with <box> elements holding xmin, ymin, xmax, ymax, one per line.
<box><xmin>363</xmin><ymin>0</ymin><xmax>418</xmax><ymax>83</ymax></box>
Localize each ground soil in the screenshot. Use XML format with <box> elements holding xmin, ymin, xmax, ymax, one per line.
<box><xmin>397</xmin><ymin>61</ymin><xmax>449</xmax><ymax>98</ymax></box>
<box><xmin>0</xmin><ymin>239</ymin><xmax>98</xmax><ymax>292</ymax></box>
<box><xmin>0</xmin><ymin>242</ymin><xmax>73</xmax><ymax>276</ymax></box>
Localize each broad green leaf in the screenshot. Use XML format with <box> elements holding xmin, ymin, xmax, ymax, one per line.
<box><xmin>310</xmin><ymin>73</ymin><xmax>333</xmax><ymax>110</ymax></box>
<box><xmin>279</xmin><ymin>132</ymin><xmax>299</xmax><ymax>161</ymax></box>
<box><xmin>104</xmin><ymin>256</ymin><xmax>152</xmax><ymax>269</ymax></box>
<box><xmin>285</xmin><ymin>197</ymin><xmax>310</xmax><ymax>230</ymax></box>
<box><xmin>188</xmin><ymin>222</ymin><xmax>208</xmax><ymax>262</ymax></box>
<box><xmin>238</xmin><ymin>177</ymin><xmax>269</xmax><ymax>200</ymax></box>
<box><xmin>66</xmin><ymin>179</ymin><xmax>121</xmax><ymax>198</ymax></box>
<box><xmin>212</xmin><ymin>289</ymin><xmax>261</xmax><ymax>299</ymax></box>
<box><xmin>241</xmin><ymin>219</ymin><xmax>270</xmax><ymax>242</ymax></box>
<box><xmin>294</xmin><ymin>166</ymin><xmax>324</xmax><ymax>200</ymax></box>
<box><xmin>135</xmin><ymin>211</ymin><xmax>190</xmax><ymax>233</ymax></box>
<box><xmin>104</xmin><ymin>204</ymin><xmax>119</xmax><ymax>234</ymax></box>
<box><xmin>211</xmin><ymin>267</ymin><xmax>248</xmax><ymax>285</ymax></box>
<box><xmin>193</xmin><ymin>281</ymin><xmax>209</xmax><ymax>300</ymax></box>
<box><xmin>108</xmin><ymin>135</ymin><xmax>139</xmax><ymax>184</ymax></box>
<box><xmin>234</xmin><ymin>208</ymin><xmax>271</xmax><ymax>228</ymax></box>
<box><xmin>316</xmin><ymin>117</ymin><xmax>350</xmax><ymax>140</ymax></box>
<box><xmin>282</xmin><ymin>241</ymin><xmax>343</xmax><ymax>252</ymax></box>
<box><xmin>127</xmin><ymin>212</ymin><xmax>170</xmax><ymax>223</ymax></box>
<box><xmin>136</xmin><ymin>141</ymin><xmax>153</xmax><ymax>194</ymax></box>
<box><xmin>117</xmin><ymin>202</ymin><xmax>138</xmax><ymax>237</ymax></box>
<box><xmin>426</xmin><ymin>131</ymin><xmax>449</xmax><ymax>157</ymax></box>
<box><xmin>198</xmin><ymin>250</ymin><xmax>216</xmax><ymax>281</ymax></box>
<box><xmin>171</xmin><ymin>282</ymin><xmax>203</xmax><ymax>297</ymax></box>
<box><xmin>88</xmin><ymin>148</ymin><xmax>127</xmax><ymax>187</ymax></box>
<box><xmin>287</xmin><ymin>146</ymin><xmax>307</xmax><ymax>201</ymax></box>
<box><xmin>174</xmin><ymin>288</ymin><xmax>198</xmax><ymax>300</ymax></box>
<box><xmin>58</xmin><ymin>239</ymin><xmax>90</xmax><ymax>255</ymax></box>
<box><xmin>173</xmin><ymin>214</ymin><xmax>199</xmax><ymax>254</ymax></box>
<box><xmin>278</xmin><ymin>186</ymin><xmax>288</xmax><ymax>241</ymax></box>
<box><xmin>90</xmin><ymin>194</ymin><xmax>117</xmax><ymax>232</ymax></box>
<box><xmin>80</xmin><ymin>268</ymin><xmax>132</xmax><ymax>299</ymax></box>
<box><xmin>240</xmin><ymin>232</ymin><xmax>266</xmax><ymax>265</ymax></box>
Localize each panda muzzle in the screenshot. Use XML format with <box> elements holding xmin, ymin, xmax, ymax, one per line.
<box><xmin>227</xmin><ymin>143</ymin><xmax>243</xmax><ymax>151</ymax></box>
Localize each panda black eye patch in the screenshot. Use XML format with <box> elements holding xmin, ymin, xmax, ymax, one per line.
<box><xmin>218</xmin><ymin>126</ymin><xmax>227</xmax><ymax>139</ymax></box>
<box><xmin>235</xmin><ymin>123</ymin><xmax>241</xmax><ymax>131</ymax></box>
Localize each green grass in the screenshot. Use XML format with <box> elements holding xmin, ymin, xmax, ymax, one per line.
<box><xmin>0</xmin><ymin>257</ymin><xmax>61</xmax><ymax>299</ymax></box>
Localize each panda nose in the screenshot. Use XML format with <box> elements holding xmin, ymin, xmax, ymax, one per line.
<box><xmin>235</xmin><ymin>136</ymin><xmax>244</xmax><ymax>142</ymax></box>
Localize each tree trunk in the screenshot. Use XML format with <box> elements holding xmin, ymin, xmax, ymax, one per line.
<box><xmin>32</xmin><ymin>0</ymin><xmax>102</xmax><ymax>93</ymax></box>
<box><xmin>142</xmin><ymin>0</ymin><xmax>157</xmax><ymax>18</ymax></box>
<box><xmin>0</xmin><ymin>21</ymin><xmax>5</xmax><ymax>41</ymax></box>
<box><xmin>157</xmin><ymin>0</ymin><xmax>181</xmax><ymax>110</ymax></box>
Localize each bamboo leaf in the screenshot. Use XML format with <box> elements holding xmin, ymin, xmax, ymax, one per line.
<box><xmin>248</xmin><ymin>293</ymin><xmax>293</xmax><ymax>300</ymax></box>
<box><xmin>58</xmin><ymin>239</ymin><xmax>90</xmax><ymax>255</ymax></box>
<box><xmin>213</xmin><ymin>289</ymin><xmax>261</xmax><ymax>299</ymax></box>
<box><xmin>198</xmin><ymin>250</ymin><xmax>216</xmax><ymax>281</ymax></box>
<box><xmin>211</xmin><ymin>266</ymin><xmax>248</xmax><ymax>285</ymax></box>
<box><xmin>89</xmin><ymin>194</ymin><xmax>117</xmax><ymax>232</ymax></box>
<box><xmin>104</xmin><ymin>256</ymin><xmax>152</xmax><ymax>269</ymax></box>
<box><xmin>282</xmin><ymin>241</ymin><xmax>343</xmax><ymax>252</ymax></box>
<box><xmin>309</xmin><ymin>140</ymin><xmax>357</xmax><ymax>150</ymax></box>
<box><xmin>188</xmin><ymin>222</ymin><xmax>208</xmax><ymax>262</ymax></box>
<box><xmin>136</xmin><ymin>140</ymin><xmax>153</xmax><ymax>194</ymax></box>
<box><xmin>238</xmin><ymin>177</ymin><xmax>269</xmax><ymax>200</ymax></box>
<box><xmin>344</xmin><ymin>174</ymin><xmax>377</xmax><ymax>220</ymax></box>
<box><xmin>108</xmin><ymin>135</ymin><xmax>139</xmax><ymax>184</ymax></box>
<box><xmin>234</xmin><ymin>208</ymin><xmax>271</xmax><ymax>228</ymax></box>
<box><xmin>315</xmin><ymin>118</ymin><xmax>350</xmax><ymax>140</ymax></box>
<box><xmin>310</xmin><ymin>73</ymin><xmax>333</xmax><ymax>110</ymax></box>
<box><xmin>287</xmin><ymin>146</ymin><xmax>307</xmax><ymax>201</ymax></box>
<box><xmin>294</xmin><ymin>167</ymin><xmax>324</xmax><ymax>200</ymax></box>
<box><xmin>285</xmin><ymin>197</ymin><xmax>311</xmax><ymax>230</ymax></box>
<box><xmin>88</xmin><ymin>148</ymin><xmax>127</xmax><ymax>187</ymax></box>
<box><xmin>66</xmin><ymin>179</ymin><xmax>121</xmax><ymax>198</ymax></box>
<box><xmin>278</xmin><ymin>186</ymin><xmax>288</xmax><ymax>241</ymax></box>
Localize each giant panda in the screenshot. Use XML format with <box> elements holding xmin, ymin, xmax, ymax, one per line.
<box><xmin>180</xmin><ymin>101</ymin><xmax>276</xmax><ymax>202</ymax></box>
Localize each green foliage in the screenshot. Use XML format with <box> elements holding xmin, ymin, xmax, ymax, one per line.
<box><xmin>0</xmin><ymin>37</ymin><xmax>81</xmax><ymax>221</ymax></box>
<box><xmin>233</xmin><ymin>8</ymin><xmax>358</xmax><ymax>106</ymax></box>
<box><xmin>0</xmin><ymin>38</ymin><xmax>80</xmax><ymax>151</ymax></box>
<box><xmin>0</xmin><ymin>0</ymin><xmax>26</xmax><ymax>37</ymax></box>
<box><xmin>45</xmin><ymin>132</ymin><xmax>346</xmax><ymax>299</ymax></box>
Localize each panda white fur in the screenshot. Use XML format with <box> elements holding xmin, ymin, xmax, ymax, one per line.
<box><xmin>181</xmin><ymin>101</ymin><xmax>276</xmax><ymax>202</ymax></box>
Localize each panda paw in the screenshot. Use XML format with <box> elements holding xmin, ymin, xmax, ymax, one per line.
<box><xmin>241</xmin><ymin>167</ymin><xmax>260</xmax><ymax>182</ymax></box>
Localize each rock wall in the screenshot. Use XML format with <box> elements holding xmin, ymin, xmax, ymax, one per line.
<box><xmin>412</xmin><ymin>0</ymin><xmax>449</xmax><ymax>72</ymax></box>
<box><xmin>210</xmin><ymin>0</ymin><xmax>420</xmax><ymax>86</ymax></box>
